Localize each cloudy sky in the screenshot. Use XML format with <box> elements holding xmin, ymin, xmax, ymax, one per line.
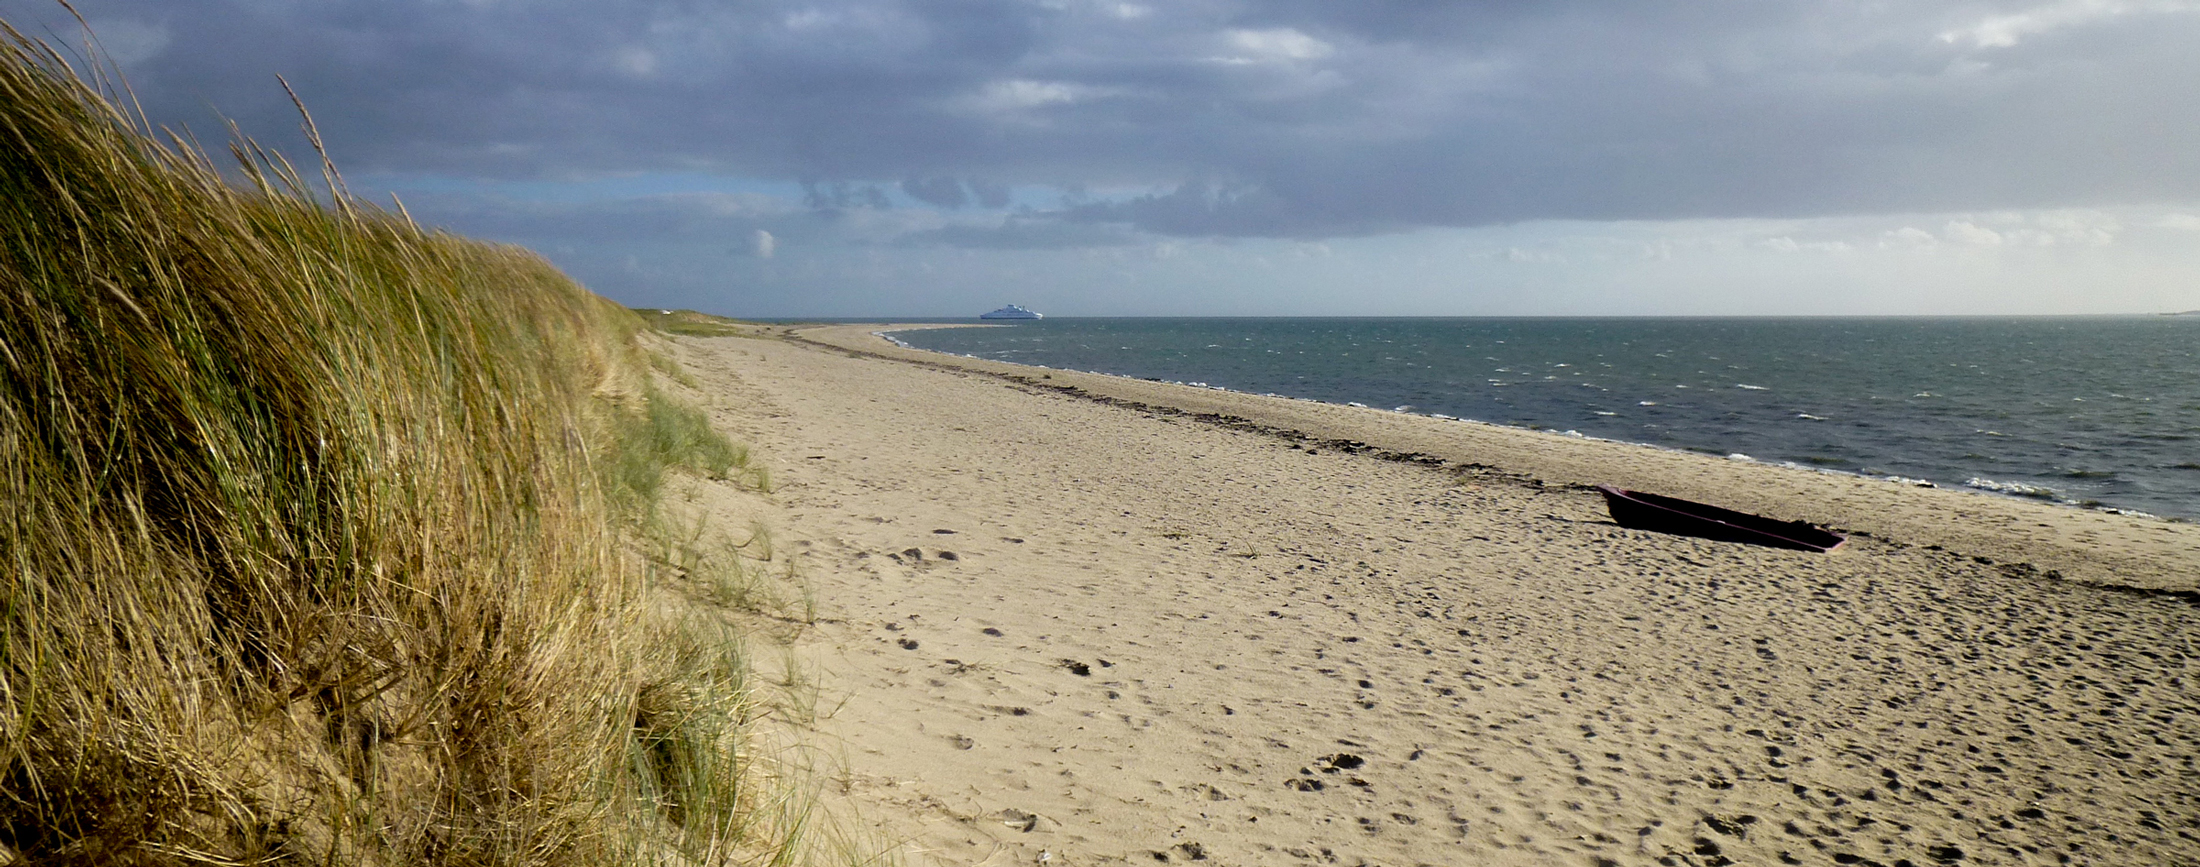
<box><xmin>10</xmin><ymin>0</ymin><xmax>2200</xmax><ymax>316</ymax></box>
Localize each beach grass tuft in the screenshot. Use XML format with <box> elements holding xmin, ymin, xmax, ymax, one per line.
<box><xmin>0</xmin><ymin>17</ymin><xmax>806</xmax><ymax>866</ymax></box>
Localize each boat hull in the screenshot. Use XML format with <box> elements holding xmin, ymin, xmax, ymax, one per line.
<box><xmin>1596</xmin><ymin>485</ymin><xmax>1844</xmax><ymax>552</ymax></box>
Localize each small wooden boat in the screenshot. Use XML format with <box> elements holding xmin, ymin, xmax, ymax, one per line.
<box><xmin>1596</xmin><ymin>485</ymin><xmax>1844</xmax><ymax>552</ymax></box>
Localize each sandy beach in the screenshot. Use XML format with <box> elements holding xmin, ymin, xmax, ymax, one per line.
<box><xmin>667</xmin><ymin>324</ymin><xmax>2199</xmax><ymax>867</ymax></box>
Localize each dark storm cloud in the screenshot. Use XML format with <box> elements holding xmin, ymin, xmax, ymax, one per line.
<box><xmin>897</xmin><ymin>176</ymin><xmax>1013</xmax><ymax>209</ymax></box>
<box><xmin>11</xmin><ymin>0</ymin><xmax>2200</xmax><ymax>240</ymax></box>
<box><xmin>395</xmin><ymin>186</ymin><xmax>1129</xmax><ymax>253</ymax></box>
<box><xmin>802</xmin><ymin>180</ymin><xmax>893</xmax><ymax>211</ymax></box>
<box><xmin>1060</xmin><ymin>181</ymin><xmax>1352</xmax><ymax>239</ymax></box>
<box><xmin>900</xmin><ymin>177</ymin><xmax>966</xmax><ymax>208</ymax></box>
<box><xmin>387</xmin><ymin>190</ymin><xmax>910</xmax><ymax>257</ymax></box>
<box><xmin>896</xmin><ymin>217</ymin><xmax>1143</xmax><ymax>249</ymax></box>
<box><xmin>397</xmin><ymin>193</ymin><xmax>777</xmax><ymax>244</ymax></box>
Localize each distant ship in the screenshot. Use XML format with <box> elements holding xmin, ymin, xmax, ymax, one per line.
<box><xmin>979</xmin><ymin>304</ymin><xmax>1043</xmax><ymax>320</ymax></box>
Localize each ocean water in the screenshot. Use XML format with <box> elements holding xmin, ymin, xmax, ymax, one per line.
<box><xmin>891</xmin><ymin>317</ymin><xmax>2200</xmax><ymax>520</ymax></box>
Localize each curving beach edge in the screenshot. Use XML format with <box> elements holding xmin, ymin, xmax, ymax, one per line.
<box><xmin>665</xmin><ymin>322</ymin><xmax>2200</xmax><ymax>867</ymax></box>
<box><xmin>799</xmin><ymin>323</ymin><xmax>2199</xmax><ymax>593</ymax></box>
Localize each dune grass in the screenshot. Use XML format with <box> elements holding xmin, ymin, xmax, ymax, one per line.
<box><xmin>632</xmin><ymin>309</ymin><xmax>759</xmax><ymax>339</ymax></box>
<box><xmin>0</xmin><ymin>18</ymin><xmax>803</xmax><ymax>866</ymax></box>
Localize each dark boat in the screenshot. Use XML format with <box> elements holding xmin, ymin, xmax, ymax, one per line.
<box><xmin>1596</xmin><ymin>485</ymin><xmax>1844</xmax><ymax>552</ymax></box>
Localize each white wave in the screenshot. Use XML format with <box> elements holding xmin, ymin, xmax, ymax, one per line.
<box><xmin>1966</xmin><ymin>477</ymin><xmax>2058</xmax><ymax>498</ymax></box>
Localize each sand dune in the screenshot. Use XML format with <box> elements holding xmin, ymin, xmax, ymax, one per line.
<box><xmin>669</xmin><ymin>325</ymin><xmax>2199</xmax><ymax>867</ymax></box>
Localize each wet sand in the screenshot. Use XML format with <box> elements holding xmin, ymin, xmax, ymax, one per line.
<box><xmin>669</xmin><ymin>324</ymin><xmax>2200</xmax><ymax>867</ymax></box>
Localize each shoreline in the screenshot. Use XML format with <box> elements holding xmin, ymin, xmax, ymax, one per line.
<box><xmin>869</xmin><ymin>324</ymin><xmax>2176</xmax><ymax>522</ymax></box>
<box><xmin>667</xmin><ymin>326</ymin><xmax>2200</xmax><ymax>866</ymax></box>
<box><xmin>792</xmin><ymin>322</ymin><xmax>2200</xmax><ymax>593</ymax></box>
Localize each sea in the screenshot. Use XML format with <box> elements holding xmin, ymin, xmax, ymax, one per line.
<box><xmin>887</xmin><ymin>317</ymin><xmax>2200</xmax><ymax>521</ymax></box>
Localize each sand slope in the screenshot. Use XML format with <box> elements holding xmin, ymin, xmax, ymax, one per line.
<box><xmin>669</xmin><ymin>327</ymin><xmax>2198</xmax><ymax>867</ymax></box>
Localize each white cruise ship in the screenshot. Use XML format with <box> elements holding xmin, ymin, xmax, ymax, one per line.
<box><xmin>978</xmin><ymin>304</ymin><xmax>1043</xmax><ymax>320</ymax></box>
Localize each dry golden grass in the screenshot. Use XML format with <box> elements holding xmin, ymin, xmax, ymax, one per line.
<box><xmin>1</xmin><ymin>16</ymin><xmax>802</xmax><ymax>866</ymax></box>
<box><xmin>632</xmin><ymin>309</ymin><xmax>759</xmax><ymax>339</ymax></box>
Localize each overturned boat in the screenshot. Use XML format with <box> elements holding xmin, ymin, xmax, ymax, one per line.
<box><xmin>1596</xmin><ymin>485</ymin><xmax>1845</xmax><ymax>552</ymax></box>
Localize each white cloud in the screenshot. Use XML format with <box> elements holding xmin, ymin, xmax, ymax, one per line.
<box><xmin>1939</xmin><ymin>0</ymin><xmax>2200</xmax><ymax>49</ymax></box>
<box><xmin>1223</xmin><ymin>28</ymin><xmax>1335</xmax><ymax>63</ymax></box>
<box><xmin>753</xmin><ymin>229</ymin><xmax>777</xmax><ymax>258</ymax></box>
<box><xmin>609</xmin><ymin>46</ymin><xmax>658</xmax><ymax>77</ymax></box>
<box><xmin>1506</xmin><ymin>246</ymin><xmax>1565</xmax><ymax>263</ymax></box>
<box><xmin>960</xmin><ymin>79</ymin><xmax>1112</xmax><ymax>114</ymax></box>
<box><xmin>782</xmin><ymin>9</ymin><xmax>836</xmax><ymax>30</ymax></box>
<box><xmin>2159</xmin><ymin>213</ymin><xmax>2200</xmax><ymax>231</ymax></box>
<box><xmin>689</xmin><ymin>192</ymin><xmax>791</xmax><ymax>217</ymax></box>
<box><xmin>2028</xmin><ymin>210</ymin><xmax>2119</xmax><ymax>245</ymax></box>
<box><xmin>1759</xmin><ymin>236</ymin><xmax>1853</xmax><ymax>254</ymax></box>
<box><xmin>86</xmin><ymin>18</ymin><xmax>170</xmax><ymax>67</ymax></box>
<box><xmin>1943</xmin><ymin>220</ymin><xmax>2004</xmax><ymax>246</ymax></box>
<box><xmin>1881</xmin><ymin>226</ymin><xmax>1939</xmax><ymax>249</ymax></box>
